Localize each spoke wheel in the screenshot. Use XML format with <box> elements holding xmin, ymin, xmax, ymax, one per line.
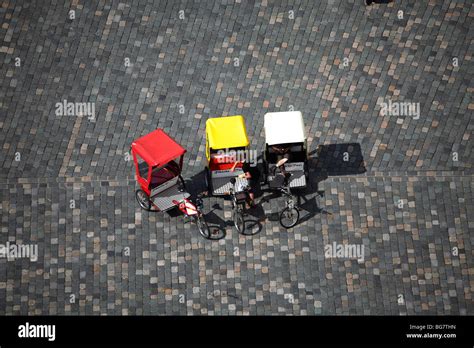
<box><xmin>279</xmin><ymin>207</ymin><xmax>299</xmax><ymax>228</ymax></box>
<box><xmin>135</xmin><ymin>189</ymin><xmax>152</xmax><ymax>211</ymax></box>
<box><xmin>233</xmin><ymin>206</ymin><xmax>245</xmax><ymax>234</ymax></box>
<box><xmin>195</xmin><ymin>215</ymin><xmax>210</xmax><ymax>239</ymax></box>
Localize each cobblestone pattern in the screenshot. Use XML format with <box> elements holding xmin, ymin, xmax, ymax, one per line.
<box><xmin>0</xmin><ymin>174</ymin><xmax>472</xmax><ymax>315</ymax></box>
<box><xmin>0</xmin><ymin>0</ymin><xmax>473</xmax><ymax>179</ymax></box>
<box><xmin>0</xmin><ymin>0</ymin><xmax>473</xmax><ymax>315</ymax></box>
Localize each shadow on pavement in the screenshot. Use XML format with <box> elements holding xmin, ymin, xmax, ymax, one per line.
<box><xmin>239</xmin><ymin>203</ymin><xmax>265</xmax><ymax>236</ymax></box>
<box><xmin>203</xmin><ymin>203</ymin><xmax>227</xmax><ymax>240</ymax></box>
<box><xmin>313</xmin><ymin>143</ymin><xmax>366</xmax><ymax>178</ymax></box>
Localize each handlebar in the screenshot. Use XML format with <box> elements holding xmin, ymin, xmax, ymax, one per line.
<box><xmin>229</xmin><ymin>177</ymin><xmax>250</xmax><ymax>194</ymax></box>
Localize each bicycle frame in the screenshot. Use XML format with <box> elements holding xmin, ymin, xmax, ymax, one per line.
<box><xmin>173</xmin><ymin>198</ymin><xmax>211</xmax><ymax>239</ymax></box>
<box><xmin>280</xmin><ymin>186</ymin><xmax>296</xmax><ymax>210</ymax></box>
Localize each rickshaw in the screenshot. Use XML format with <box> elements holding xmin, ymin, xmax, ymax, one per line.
<box><xmin>205</xmin><ymin>115</ymin><xmax>250</xmax><ymax>196</ymax></box>
<box><xmin>131</xmin><ymin>129</ymin><xmax>210</xmax><ymax>239</ymax></box>
<box><xmin>262</xmin><ymin>111</ymin><xmax>308</xmax><ymax>189</ymax></box>
<box><xmin>262</xmin><ymin>111</ymin><xmax>309</xmax><ymax>228</ymax></box>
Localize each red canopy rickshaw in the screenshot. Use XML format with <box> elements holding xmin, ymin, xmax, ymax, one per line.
<box><xmin>131</xmin><ymin>129</ymin><xmax>210</xmax><ymax>238</ymax></box>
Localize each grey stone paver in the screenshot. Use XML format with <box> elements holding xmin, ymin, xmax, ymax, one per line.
<box><xmin>0</xmin><ymin>0</ymin><xmax>473</xmax><ymax>315</ymax></box>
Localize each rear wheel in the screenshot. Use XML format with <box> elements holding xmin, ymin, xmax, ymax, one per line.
<box><xmin>279</xmin><ymin>207</ymin><xmax>299</xmax><ymax>228</ymax></box>
<box><xmin>135</xmin><ymin>189</ymin><xmax>152</xmax><ymax>211</ymax></box>
<box><xmin>178</xmin><ymin>175</ymin><xmax>186</xmax><ymax>191</ymax></box>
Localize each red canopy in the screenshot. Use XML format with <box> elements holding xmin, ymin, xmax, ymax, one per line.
<box><xmin>131</xmin><ymin>129</ymin><xmax>186</xmax><ymax>167</ymax></box>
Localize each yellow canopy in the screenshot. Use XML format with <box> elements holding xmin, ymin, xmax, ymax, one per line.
<box><xmin>206</xmin><ymin>115</ymin><xmax>249</xmax><ymax>151</ymax></box>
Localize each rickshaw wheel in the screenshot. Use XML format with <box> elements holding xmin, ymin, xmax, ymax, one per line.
<box><xmin>178</xmin><ymin>175</ymin><xmax>186</xmax><ymax>191</ymax></box>
<box><xmin>195</xmin><ymin>215</ymin><xmax>211</xmax><ymax>239</ymax></box>
<box><xmin>233</xmin><ymin>207</ymin><xmax>245</xmax><ymax>234</ymax></box>
<box><xmin>135</xmin><ymin>189</ymin><xmax>152</xmax><ymax>211</ymax></box>
<box><xmin>279</xmin><ymin>207</ymin><xmax>299</xmax><ymax>228</ymax></box>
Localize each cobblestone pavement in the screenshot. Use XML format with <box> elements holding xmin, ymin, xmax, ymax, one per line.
<box><xmin>0</xmin><ymin>0</ymin><xmax>473</xmax><ymax>315</ymax></box>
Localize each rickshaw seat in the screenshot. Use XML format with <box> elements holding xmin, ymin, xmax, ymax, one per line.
<box><xmin>150</xmin><ymin>162</ymin><xmax>180</xmax><ymax>189</ymax></box>
<box><xmin>151</xmin><ymin>170</ymin><xmax>175</xmax><ymax>188</ymax></box>
<box><xmin>267</xmin><ymin>143</ymin><xmax>306</xmax><ymax>163</ymax></box>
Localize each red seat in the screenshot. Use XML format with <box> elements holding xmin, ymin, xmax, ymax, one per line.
<box><xmin>150</xmin><ymin>161</ymin><xmax>180</xmax><ymax>188</ymax></box>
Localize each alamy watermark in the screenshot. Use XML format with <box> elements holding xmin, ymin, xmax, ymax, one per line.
<box><xmin>55</xmin><ymin>99</ymin><xmax>95</xmax><ymax>120</ymax></box>
<box><xmin>213</xmin><ymin>148</ymin><xmax>258</xmax><ymax>167</ymax></box>
<box><xmin>324</xmin><ymin>242</ymin><xmax>365</xmax><ymax>263</ymax></box>
<box><xmin>18</xmin><ymin>322</ymin><xmax>55</xmax><ymax>341</ymax></box>
<box><xmin>0</xmin><ymin>242</ymin><xmax>38</xmax><ymax>261</ymax></box>
<box><xmin>379</xmin><ymin>100</ymin><xmax>420</xmax><ymax>120</ymax></box>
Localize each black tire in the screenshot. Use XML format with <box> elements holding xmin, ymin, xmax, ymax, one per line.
<box><xmin>195</xmin><ymin>215</ymin><xmax>210</xmax><ymax>239</ymax></box>
<box><xmin>279</xmin><ymin>207</ymin><xmax>299</xmax><ymax>228</ymax></box>
<box><xmin>178</xmin><ymin>175</ymin><xmax>186</xmax><ymax>191</ymax></box>
<box><xmin>135</xmin><ymin>189</ymin><xmax>152</xmax><ymax>211</ymax></box>
<box><xmin>233</xmin><ymin>205</ymin><xmax>245</xmax><ymax>233</ymax></box>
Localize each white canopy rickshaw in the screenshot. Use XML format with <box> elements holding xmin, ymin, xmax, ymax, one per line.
<box><xmin>262</xmin><ymin>111</ymin><xmax>308</xmax><ymax>189</ymax></box>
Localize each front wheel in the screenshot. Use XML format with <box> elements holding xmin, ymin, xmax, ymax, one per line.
<box><xmin>195</xmin><ymin>214</ymin><xmax>210</xmax><ymax>239</ymax></box>
<box><xmin>279</xmin><ymin>207</ymin><xmax>299</xmax><ymax>228</ymax></box>
<box><xmin>233</xmin><ymin>205</ymin><xmax>245</xmax><ymax>234</ymax></box>
<box><xmin>135</xmin><ymin>189</ymin><xmax>152</xmax><ymax>211</ymax></box>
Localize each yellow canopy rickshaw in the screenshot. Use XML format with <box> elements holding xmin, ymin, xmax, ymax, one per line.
<box><xmin>205</xmin><ymin>115</ymin><xmax>249</xmax><ymax>160</ymax></box>
<box><xmin>205</xmin><ymin>115</ymin><xmax>250</xmax><ymax>195</ymax></box>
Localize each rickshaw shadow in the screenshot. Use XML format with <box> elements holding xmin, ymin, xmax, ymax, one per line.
<box><xmin>269</xmin><ymin>142</ymin><xmax>364</xmax><ymax>227</ymax></box>
<box><xmin>239</xmin><ymin>204</ymin><xmax>265</xmax><ymax>236</ymax></box>
<box><xmin>312</xmin><ymin>143</ymin><xmax>366</xmax><ymax>179</ymax></box>
<box><xmin>260</xmin><ymin>187</ymin><xmax>330</xmax><ymax>228</ymax></box>
<box><xmin>165</xmin><ymin>208</ymin><xmax>182</xmax><ymax>218</ymax></box>
<box><xmin>294</xmin><ymin>189</ymin><xmax>332</xmax><ymax>226</ymax></box>
<box><xmin>183</xmin><ymin>169</ymin><xmax>208</xmax><ymax>198</ymax></box>
<box><xmin>202</xmin><ymin>205</ymin><xmax>227</xmax><ymax>240</ymax></box>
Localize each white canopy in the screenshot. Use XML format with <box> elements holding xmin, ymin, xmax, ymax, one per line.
<box><xmin>264</xmin><ymin>111</ymin><xmax>306</xmax><ymax>145</ymax></box>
